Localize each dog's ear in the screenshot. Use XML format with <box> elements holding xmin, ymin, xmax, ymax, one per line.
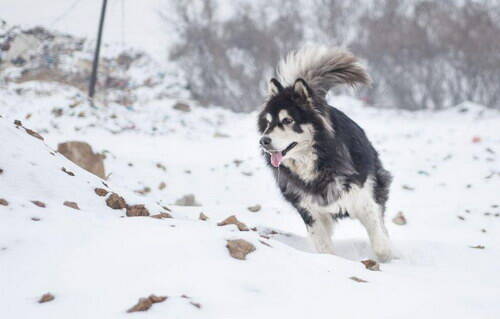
<box><xmin>293</xmin><ymin>78</ymin><xmax>313</xmax><ymax>101</ymax></box>
<box><xmin>268</xmin><ymin>78</ymin><xmax>284</xmax><ymax>96</ymax></box>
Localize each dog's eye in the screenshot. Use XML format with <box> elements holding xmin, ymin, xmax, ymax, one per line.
<box><xmin>282</xmin><ymin>118</ymin><xmax>293</xmax><ymax>125</ymax></box>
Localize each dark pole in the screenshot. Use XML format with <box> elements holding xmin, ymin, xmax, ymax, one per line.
<box><xmin>88</xmin><ymin>0</ymin><xmax>108</xmax><ymax>100</ymax></box>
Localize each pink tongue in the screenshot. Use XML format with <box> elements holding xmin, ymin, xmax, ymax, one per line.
<box><xmin>270</xmin><ymin>152</ymin><xmax>284</xmax><ymax>168</ymax></box>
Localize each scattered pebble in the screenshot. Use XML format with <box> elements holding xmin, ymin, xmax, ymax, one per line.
<box><xmin>31</xmin><ymin>200</ymin><xmax>46</xmax><ymax>208</ymax></box>
<box><xmin>63</xmin><ymin>201</ymin><xmax>80</xmax><ymax>210</ymax></box>
<box><xmin>470</xmin><ymin>245</ymin><xmax>485</xmax><ymax>249</ymax></box>
<box><xmin>126</xmin><ymin>204</ymin><xmax>150</xmax><ymax>217</ymax></box>
<box><xmin>61</xmin><ymin>167</ymin><xmax>75</xmax><ymax>176</ymax></box>
<box><xmin>94</xmin><ymin>188</ymin><xmax>108</xmax><ymax>197</ymax></box>
<box><xmin>199</xmin><ymin>212</ymin><xmax>208</xmax><ymax>221</ymax></box>
<box><xmin>106</xmin><ymin>193</ymin><xmax>127</xmax><ymax>209</ymax></box>
<box><xmin>127</xmin><ymin>294</ymin><xmax>167</xmax><ymax>313</ymax></box>
<box><xmin>158</xmin><ymin>182</ymin><xmax>166</xmax><ymax>190</ymax></box>
<box><xmin>173</xmin><ymin>101</ymin><xmax>191</xmax><ymax>112</ymax></box>
<box><xmin>247</xmin><ymin>204</ymin><xmax>261</xmax><ymax>213</ymax></box>
<box><xmin>38</xmin><ymin>293</ymin><xmax>55</xmax><ymax>303</ymax></box>
<box><xmin>190</xmin><ymin>301</ymin><xmax>202</xmax><ymax>309</ymax></box>
<box><xmin>226</xmin><ymin>239</ymin><xmax>256</xmax><ymax>260</ymax></box>
<box><xmin>402</xmin><ymin>185</ymin><xmax>415</xmax><ymax>191</ymax></box>
<box><xmin>218</xmin><ymin>215</ymin><xmax>249</xmax><ymax>231</ymax></box>
<box><xmin>259</xmin><ymin>240</ymin><xmax>272</xmax><ymax>248</ymax></box>
<box><xmin>361</xmin><ymin>259</ymin><xmax>380</xmax><ymax>271</ymax></box>
<box><xmin>0</xmin><ymin>199</ymin><xmax>8</xmax><ymax>206</ymax></box>
<box><xmin>175</xmin><ymin>194</ymin><xmax>200</xmax><ymax>206</ymax></box>
<box><xmin>135</xmin><ymin>186</ymin><xmax>151</xmax><ymax>195</ymax></box>
<box><xmin>25</xmin><ymin>128</ymin><xmax>44</xmax><ymax>140</ymax></box>
<box><xmin>151</xmin><ymin>212</ymin><xmax>172</xmax><ymax>219</ymax></box>
<box><xmin>458</xmin><ymin>215</ymin><xmax>465</xmax><ymax>221</ymax></box>
<box><xmin>392</xmin><ymin>212</ymin><xmax>407</xmax><ymax>225</ymax></box>
<box><xmin>349</xmin><ymin>276</ymin><xmax>368</xmax><ymax>283</ymax></box>
<box><xmin>156</xmin><ymin>163</ymin><xmax>167</xmax><ymax>171</ymax></box>
<box><xmin>472</xmin><ymin>136</ymin><xmax>482</xmax><ymax>143</ymax></box>
<box><xmin>31</xmin><ymin>217</ymin><xmax>41</xmax><ymax>221</ymax></box>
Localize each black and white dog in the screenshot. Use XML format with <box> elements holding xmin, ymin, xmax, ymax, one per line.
<box><xmin>258</xmin><ymin>46</ymin><xmax>393</xmax><ymax>261</ymax></box>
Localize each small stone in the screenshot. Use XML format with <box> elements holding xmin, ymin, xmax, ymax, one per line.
<box><xmin>148</xmin><ymin>295</ymin><xmax>167</xmax><ymax>303</ymax></box>
<box><xmin>173</xmin><ymin>101</ymin><xmax>191</xmax><ymax>112</ymax></box>
<box><xmin>61</xmin><ymin>167</ymin><xmax>75</xmax><ymax>176</ymax></box>
<box><xmin>94</xmin><ymin>188</ymin><xmax>108</xmax><ymax>197</ymax></box>
<box><xmin>226</xmin><ymin>239</ymin><xmax>256</xmax><ymax>260</ymax></box>
<box><xmin>175</xmin><ymin>194</ymin><xmax>200</xmax><ymax>206</ymax></box>
<box><xmin>361</xmin><ymin>259</ymin><xmax>380</xmax><ymax>271</ymax></box>
<box><xmin>247</xmin><ymin>204</ymin><xmax>261</xmax><ymax>212</ymax></box>
<box><xmin>199</xmin><ymin>212</ymin><xmax>208</xmax><ymax>221</ymax></box>
<box><xmin>214</xmin><ymin>132</ymin><xmax>230</xmax><ymax>138</ymax></box>
<box><xmin>127</xmin><ymin>295</ymin><xmax>167</xmax><ymax>313</ymax></box>
<box><xmin>38</xmin><ymin>293</ymin><xmax>55</xmax><ymax>303</ymax></box>
<box><xmin>151</xmin><ymin>212</ymin><xmax>172</xmax><ymax>219</ymax></box>
<box><xmin>63</xmin><ymin>201</ymin><xmax>80</xmax><ymax>210</ymax></box>
<box><xmin>14</xmin><ymin>119</ymin><xmax>22</xmax><ymax>127</ymax></box>
<box><xmin>0</xmin><ymin>199</ymin><xmax>8</xmax><ymax>206</ymax></box>
<box><xmin>158</xmin><ymin>182</ymin><xmax>166</xmax><ymax>190</ymax></box>
<box><xmin>31</xmin><ymin>217</ymin><xmax>41</xmax><ymax>221</ymax></box>
<box><xmin>106</xmin><ymin>193</ymin><xmax>127</xmax><ymax>210</ymax></box>
<box><xmin>259</xmin><ymin>240</ymin><xmax>272</xmax><ymax>247</ymax></box>
<box><xmin>25</xmin><ymin>128</ymin><xmax>44</xmax><ymax>140</ymax></box>
<box><xmin>31</xmin><ymin>200</ymin><xmax>46</xmax><ymax>208</ymax></box>
<box><xmin>402</xmin><ymin>185</ymin><xmax>415</xmax><ymax>191</ymax></box>
<box><xmin>349</xmin><ymin>276</ymin><xmax>368</xmax><ymax>283</ymax></box>
<box><xmin>392</xmin><ymin>211</ymin><xmax>406</xmax><ymax>225</ymax></box>
<box><xmin>156</xmin><ymin>163</ymin><xmax>167</xmax><ymax>171</ymax></box>
<box><xmin>458</xmin><ymin>215</ymin><xmax>465</xmax><ymax>221</ymax></box>
<box><xmin>218</xmin><ymin>215</ymin><xmax>249</xmax><ymax>231</ymax></box>
<box><xmin>126</xmin><ymin>204</ymin><xmax>150</xmax><ymax>217</ymax></box>
<box><xmin>135</xmin><ymin>186</ymin><xmax>151</xmax><ymax>195</ymax></box>
<box><xmin>190</xmin><ymin>301</ymin><xmax>201</xmax><ymax>309</ymax></box>
<box><xmin>470</xmin><ymin>245</ymin><xmax>485</xmax><ymax>249</ymax></box>
<box><xmin>0</xmin><ymin>168</ymin><xmax>3</xmax><ymax>174</ymax></box>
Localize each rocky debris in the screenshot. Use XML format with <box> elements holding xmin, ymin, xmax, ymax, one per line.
<box><xmin>38</xmin><ymin>293</ymin><xmax>55</xmax><ymax>303</ymax></box>
<box><xmin>226</xmin><ymin>239</ymin><xmax>256</xmax><ymax>260</ymax></box>
<box><xmin>458</xmin><ymin>215</ymin><xmax>465</xmax><ymax>221</ymax></box>
<box><xmin>127</xmin><ymin>294</ymin><xmax>167</xmax><ymax>313</ymax></box>
<box><xmin>470</xmin><ymin>245</ymin><xmax>485</xmax><ymax>249</ymax></box>
<box><xmin>392</xmin><ymin>211</ymin><xmax>407</xmax><ymax>225</ymax></box>
<box><xmin>156</xmin><ymin>163</ymin><xmax>167</xmax><ymax>171</ymax></box>
<box><xmin>402</xmin><ymin>185</ymin><xmax>415</xmax><ymax>191</ymax></box>
<box><xmin>213</xmin><ymin>132</ymin><xmax>230</xmax><ymax>138</ymax></box>
<box><xmin>349</xmin><ymin>276</ymin><xmax>368</xmax><ymax>283</ymax></box>
<box><xmin>57</xmin><ymin>141</ymin><xmax>105</xmax><ymax>179</ymax></box>
<box><xmin>361</xmin><ymin>259</ymin><xmax>381</xmax><ymax>271</ymax></box>
<box><xmin>233</xmin><ymin>159</ymin><xmax>243</xmax><ymax>166</ymax></box>
<box><xmin>31</xmin><ymin>217</ymin><xmax>41</xmax><ymax>221</ymax></box>
<box><xmin>126</xmin><ymin>204</ymin><xmax>150</xmax><ymax>217</ymax></box>
<box><xmin>158</xmin><ymin>182</ymin><xmax>166</xmax><ymax>190</ymax></box>
<box><xmin>472</xmin><ymin>136</ymin><xmax>482</xmax><ymax>143</ymax></box>
<box><xmin>190</xmin><ymin>301</ymin><xmax>202</xmax><ymax>309</ymax></box>
<box><xmin>94</xmin><ymin>188</ymin><xmax>108</xmax><ymax>197</ymax></box>
<box><xmin>247</xmin><ymin>204</ymin><xmax>261</xmax><ymax>212</ymax></box>
<box><xmin>218</xmin><ymin>215</ymin><xmax>249</xmax><ymax>231</ymax></box>
<box><xmin>151</xmin><ymin>212</ymin><xmax>172</xmax><ymax>219</ymax></box>
<box><xmin>106</xmin><ymin>193</ymin><xmax>127</xmax><ymax>210</ymax></box>
<box><xmin>31</xmin><ymin>200</ymin><xmax>46</xmax><ymax>208</ymax></box>
<box><xmin>61</xmin><ymin>167</ymin><xmax>75</xmax><ymax>176</ymax></box>
<box><xmin>63</xmin><ymin>201</ymin><xmax>80</xmax><ymax>210</ymax></box>
<box><xmin>25</xmin><ymin>128</ymin><xmax>44</xmax><ymax>140</ymax></box>
<box><xmin>135</xmin><ymin>186</ymin><xmax>151</xmax><ymax>195</ymax></box>
<box><xmin>0</xmin><ymin>199</ymin><xmax>8</xmax><ymax>206</ymax></box>
<box><xmin>241</xmin><ymin>171</ymin><xmax>253</xmax><ymax>176</ymax></box>
<box><xmin>172</xmin><ymin>101</ymin><xmax>191</xmax><ymax>112</ymax></box>
<box><xmin>175</xmin><ymin>194</ymin><xmax>200</xmax><ymax>206</ymax></box>
<box><xmin>0</xmin><ymin>168</ymin><xmax>3</xmax><ymax>174</ymax></box>
<box><xmin>259</xmin><ymin>240</ymin><xmax>272</xmax><ymax>248</ymax></box>
<box><xmin>199</xmin><ymin>212</ymin><xmax>209</xmax><ymax>221</ymax></box>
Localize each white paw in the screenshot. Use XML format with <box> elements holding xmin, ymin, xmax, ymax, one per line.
<box><xmin>372</xmin><ymin>236</ymin><xmax>392</xmax><ymax>262</ymax></box>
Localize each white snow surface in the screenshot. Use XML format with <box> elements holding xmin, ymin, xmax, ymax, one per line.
<box><xmin>1</xmin><ymin>79</ymin><xmax>500</xmax><ymax>318</ymax></box>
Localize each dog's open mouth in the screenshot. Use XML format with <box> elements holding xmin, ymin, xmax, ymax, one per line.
<box><xmin>269</xmin><ymin>142</ymin><xmax>297</xmax><ymax>168</ymax></box>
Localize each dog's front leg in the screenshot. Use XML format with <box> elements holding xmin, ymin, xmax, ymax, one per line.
<box><xmin>297</xmin><ymin>207</ymin><xmax>334</xmax><ymax>254</ymax></box>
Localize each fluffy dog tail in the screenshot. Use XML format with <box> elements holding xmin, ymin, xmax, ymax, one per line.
<box><xmin>276</xmin><ymin>46</ymin><xmax>370</xmax><ymax>99</ymax></box>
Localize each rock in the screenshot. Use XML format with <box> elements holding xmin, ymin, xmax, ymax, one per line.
<box><xmin>127</xmin><ymin>294</ymin><xmax>167</xmax><ymax>313</ymax></box>
<box><xmin>0</xmin><ymin>199</ymin><xmax>8</xmax><ymax>206</ymax></box>
<box><xmin>172</xmin><ymin>101</ymin><xmax>191</xmax><ymax>112</ymax></box>
<box><xmin>470</xmin><ymin>245</ymin><xmax>485</xmax><ymax>249</ymax></box>
<box><xmin>135</xmin><ymin>186</ymin><xmax>151</xmax><ymax>195</ymax></box>
<box><xmin>361</xmin><ymin>259</ymin><xmax>380</xmax><ymax>271</ymax></box>
<box><xmin>106</xmin><ymin>193</ymin><xmax>127</xmax><ymax>210</ymax></box>
<box><xmin>31</xmin><ymin>217</ymin><xmax>40</xmax><ymax>221</ymax></box>
<box><xmin>392</xmin><ymin>211</ymin><xmax>407</xmax><ymax>225</ymax></box>
<box><xmin>0</xmin><ymin>168</ymin><xmax>3</xmax><ymax>174</ymax></box>
<box><xmin>158</xmin><ymin>182</ymin><xmax>166</xmax><ymax>190</ymax></box>
<box><xmin>61</xmin><ymin>167</ymin><xmax>75</xmax><ymax>176</ymax></box>
<box><xmin>156</xmin><ymin>163</ymin><xmax>167</xmax><ymax>171</ymax></box>
<box><xmin>402</xmin><ymin>185</ymin><xmax>415</xmax><ymax>191</ymax></box>
<box><xmin>31</xmin><ymin>200</ymin><xmax>46</xmax><ymax>208</ymax></box>
<box><xmin>38</xmin><ymin>293</ymin><xmax>55</xmax><ymax>303</ymax></box>
<box><xmin>213</xmin><ymin>132</ymin><xmax>230</xmax><ymax>138</ymax></box>
<box><xmin>175</xmin><ymin>194</ymin><xmax>200</xmax><ymax>206</ymax></box>
<box><xmin>218</xmin><ymin>215</ymin><xmax>249</xmax><ymax>231</ymax></box>
<box><xmin>349</xmin><ymin>276</ymin><xmax>368</xmax><ymax>283</ymax></box>
<box><xmin>226</xmin><ymin>239</ymin><xmax>256</xmax><ymax>260</ymax></box>
<box><xmin>151</xmin><ymin>212</ymin><xmax>172</xmax><ymax>219</ymax></box>
<box><xmin>247</xmin><ymin>204</ymin><xmax>261</xmax><ymax>212</ymax></box>
<box><xmin>190</xmin><ymin>301</ymin><xmax>201</xmax><ymax>309</ymax></box>
<box><xmin>63</xmin><ymin>201</ymin><xmax>80</xmax><ymax>210</ymax></box>
<box><xmin>199</xmin><ymin>212</ymin><xmax>209</xmax><ymax>221</ymax></box>
<box><xmin>57</xmin><ymin>141</ymin><xmax>105</xmax><ymax>179</ymax></box>
<box><xmin>94</xmin><ymin>188</ymin><xmax>108</xmax><ymax>197</ymax></box>
<box><xmin>126</xmin><ymin>204</ymin><xmax>150</xmax><ymax>217</ymax></box>
<box><xmin>472</xmin><ymin>136</ymin><xmax>482</xmax><ymax>143</ymax></box>
<box><xmin>25</xmin><ymin>128</ymin><xmax>44</xmax><ymax>140</ymax></box>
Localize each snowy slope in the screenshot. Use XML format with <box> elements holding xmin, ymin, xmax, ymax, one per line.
<box><xmin>1</xmin><ymin>84</ymin><xmax>500</xmax><ymax>318</ymax></box>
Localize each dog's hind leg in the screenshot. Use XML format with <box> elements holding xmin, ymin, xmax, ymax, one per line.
<box><xmin>298</xmin><ymin>207</ymin><xmax>334</xmax><ymax>254</ymax></box>
<box><xmin>355</xmin><ymin>203</ymin><xmax>392</xmax><ymax>262</ymax></box>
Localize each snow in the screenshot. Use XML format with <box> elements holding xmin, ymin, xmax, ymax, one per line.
<box><xmin>1</xmin><ymin>80</ymin><xmax>500</xmax><ymax>318</ymax></box>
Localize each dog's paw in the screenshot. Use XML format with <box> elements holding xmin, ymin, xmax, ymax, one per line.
<box><xmin>372</xmin><ymin>237</ymin><xmax>392</xmax><ymax>262</ymax></box>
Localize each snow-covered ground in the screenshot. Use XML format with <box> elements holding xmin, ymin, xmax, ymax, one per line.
<box><xmin>1</xmin><ymin>77</ymin><xmax>499</xmax><ymax>318</ymax></box>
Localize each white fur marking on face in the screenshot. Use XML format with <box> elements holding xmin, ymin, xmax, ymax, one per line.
<box><xmin>265</xmin><ymin>113</ymin><xmax>272</xmax><ymax>123</ymax></box>
<box><xmin>278</xmin><ymin>109</ymin><xmax>291</xmax><ymax>122</ymax></box>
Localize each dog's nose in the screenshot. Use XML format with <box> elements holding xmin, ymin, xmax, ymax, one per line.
<box><xmin>260</xmin><ymin>136</ymin><xmax>272</xmax><ymax>147</ymax></box>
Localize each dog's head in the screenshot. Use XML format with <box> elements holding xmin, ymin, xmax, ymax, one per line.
<box><xmin>258</xmin><ymin>78</ymin><xmax>331</xmax><ymax>168</ymax></box>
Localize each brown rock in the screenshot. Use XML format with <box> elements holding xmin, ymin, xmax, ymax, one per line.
<box><xmin>0</xmin><ymin>168</ymin><xmax>3</xmax><ymax>174</ymax></box>
<box><xmin>156</xmin><ymin>163</ymin><xmax>167</xmax><ymax>171</ymax></box>
<box><xmin>38</xmin><ymin>293</ymin><xmax>55</xmax><ymax>303</ymax></box>
<box><xmin>126</xmin><ymin>204</ymin><xmax>150</xmax><ymax>217</ymax></box>
<box><xmin>392</xmin><ymin>211</ymin><xmax>407</xmax><ymax>225</ymax></box>
<box><xmin>127</xmin><ymin>295</ymin><xmax>167</xmax><ymax>313</ymax></box>
<box><xmin>61</xmin><ymin>167</ymin><xmax>75</xmax><ymax>176</ymax></box>
<box><xmin>57</xmin><ymin>141</ymin><xmax>105</xmax><ymax>179</ymax></box>
<box><xmin>106</xmin><ymin>193</ymin><xmax>127</xmax><ymax>210</ymax></box>
<box><xmin>218</xmin><ymin>215</ymin><xmax>249</xmax><ymax>231</ymax></box>
<box><xmin>175</xmin><ymin>194</ymin><xmax>200</xmax><ymax>206</ymax></box>
<box><xmin>63</xmin><ymin>201</ymin><xmax>80</xmax><ymax>210</ymax></box>
<box><xmin>94</xmin><ymin>188</ymin><xmax>108</xmax><ymax>197</ymax></box>
<box><xmin>190</xmin><ymin>301</ymin><xmax>201</xmax><ymax>309</ymax></box>
<box><xmin>134</xmin><ymin>186</ymin><xmax>151</xmax><ymax>195</ymax></box>
<box><xmin>173</xmin><ymin>101</ymin><xmax>191</xmax><ymax>112</ymax></box>
<box><xmin>25</xmin><ymin>128</ymin><xmax>44</xmax><ymax>140</ymax></box>
<box><xmin>361</xmin><ymin>259</ymin><xmax>380</xmax><ymax>271</ymax></box>
<box><xmin>31</xmin><ymin>200</ymin><xmax>46</xmax><ymax>208</ymax></box>
<box><xmin>470</xmin><ymin>245</ymin><xmax>485</xmax><ymax>249</ymax></box>
<box><xmin>199</xmin><ymin>212</ymin><xmax>208</xmax><ymax>221</ymax></box>
<box><xmin>349</xmin><ymin>276</ymin><xmax>368</xmax><ymax>283</ymax></box>
<box><xmin>226</xmin><ymin>239</ymin><xmax>255</xmax><ymax>260</ymax></box>
<box><xmin>0</xmin><ymin>199</ymin><xmax>8</xmax><ymax>206</ymax></box>
<box><xmin>151</xmin><ymin>212</ymin><xmax>172</xmax><ymax>219</ymax></box>
<box><xmin>247</xmin><ymin>204</ymin><xmax>261</xmax><ymax>212</ymax></box>
<box><xmin>158</xmin><ymin>182</ymin><xmax>166</xmax><ymax>190</ymax></box>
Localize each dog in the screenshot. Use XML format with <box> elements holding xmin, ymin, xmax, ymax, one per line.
<box><xmin>258</xmin><ymin>46</ymin><xmax>393</xmax><ymax>261</ymax></box>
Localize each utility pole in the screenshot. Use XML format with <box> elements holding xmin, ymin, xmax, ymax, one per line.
<box><xmin>88</xmin><ymin>0</ymin><xmax>108</xmax><ymax>100</ymax></box>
